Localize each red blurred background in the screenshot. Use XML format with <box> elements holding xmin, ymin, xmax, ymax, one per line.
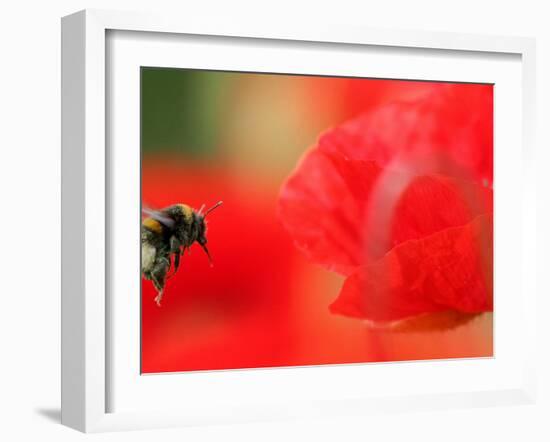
<box><xmin>141</xmin><ymin>70</ymin><xmax>492</xmax><ymax>373</ymax></box>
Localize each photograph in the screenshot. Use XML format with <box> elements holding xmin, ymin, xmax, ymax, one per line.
<box><xmin>140</xmin><ymin>68</ymin><xmax>494</xmax><ymax>374</ymax></box>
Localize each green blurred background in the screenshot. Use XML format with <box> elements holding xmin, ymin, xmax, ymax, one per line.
<box><xmin>141</xmin><ymin>67</ymin><xmax>347</xmax><ymax>182</ymax></box>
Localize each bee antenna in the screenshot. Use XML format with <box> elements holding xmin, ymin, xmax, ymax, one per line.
<box><xmin>204</xmin><ymin>201</ymin><xmax>223</xmax><ymax>217</ymax></box>
<box><xmin>198</xmin><ymin>204</ymin><xmax>206</xmax><ymax>215</ymax></box>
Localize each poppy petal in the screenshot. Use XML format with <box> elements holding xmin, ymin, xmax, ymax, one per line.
<box><xmin>279</xmin><ymin>146</ymin><xmax>492</xmax><ymax>273</ymax></box>
<box><xmin>319</xmin><ymin>84</ymin><xmax>493</xmax><ymax>186</ymax></box>
<box><xmin>379</xmin><ymin>173</ymin><xmax>492</xmax><ymax>258</ymax></box>
<box><xmin>385</xmin><ymin>311</ymin><xmax>486</xmax><ymax>333</ymax></box>
<box><xmin>329</xmin><ymin>215</ymin><xmax>493</xmax><ymax>322</ymax></box>
<box><xmin>278</xmin><ymin>147</ymin><xmax>382</xmax><ymax>275</ymax></box>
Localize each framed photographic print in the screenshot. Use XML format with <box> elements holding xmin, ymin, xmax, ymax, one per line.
<box><xmin>61</xmin><ymin>9</ymin><xmax>537</xmax><ymax>432</ymax></box>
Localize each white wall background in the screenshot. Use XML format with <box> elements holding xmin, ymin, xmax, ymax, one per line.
<box><xmin>0</xmin><ymin>1</ymin><xmax>547</xmax><ymax>440</ymax></box>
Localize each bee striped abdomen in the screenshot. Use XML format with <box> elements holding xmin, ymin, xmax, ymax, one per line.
<box><xmin>142</xmin><ymin>217</ymin><xmax>163</xmax><ymax>234</ymax></box>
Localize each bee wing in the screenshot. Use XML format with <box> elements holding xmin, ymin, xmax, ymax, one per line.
<box><xmin>142</xmin><ymin>206</ymin><xmax>175</xmax><ymax>229</ymax></box>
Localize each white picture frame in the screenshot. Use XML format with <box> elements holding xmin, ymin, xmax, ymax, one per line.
<box><xmin>61</xmin><ymin>9</ymin><xmax>537</xmax><ymax>433</ymax></box>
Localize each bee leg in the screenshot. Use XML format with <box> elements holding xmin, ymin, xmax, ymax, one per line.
<box><xmin>170</xmin><ymin>236</ymin><xmax>182</xmax><ymax>252</ymax></box>
<box><xmin>150</xmin><ymin>256</ymin><xmax>169</xmax><ymax>306</ymax></box>
<box><xmin>154</xmin><ymin>290</ymin><xmax>163</xmax><ymax>307</ymax></box>
<box><xmin>169</xmin><ymin>236</ymin><xmax>183</xmax><ymax>276</ymax></box>
<box><xmin>170</xmin><ymin>246</ymin><xmax>188</xmax><ymax>278</ymax></box>
<box><xmin>150</xmin><ymin>272</ymin><xmax>164</xmax><ymax>305</ymax></box>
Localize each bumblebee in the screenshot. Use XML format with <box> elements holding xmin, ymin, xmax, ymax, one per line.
<box><xmin>141</xmin><ymin>201</ymin><xmax>223</xmax><ymax>306</ymax></box>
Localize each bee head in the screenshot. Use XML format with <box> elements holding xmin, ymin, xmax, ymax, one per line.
<box><xmin>196</xmin><ymin>201</ymin><xmax>223</xmax><ymax>265</ymax></box>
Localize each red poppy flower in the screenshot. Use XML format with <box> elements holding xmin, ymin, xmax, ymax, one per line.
<box><xmin>278</xmin><ymin>83</ymin><xmax>493</xmax><ymax>329</ymax></box>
